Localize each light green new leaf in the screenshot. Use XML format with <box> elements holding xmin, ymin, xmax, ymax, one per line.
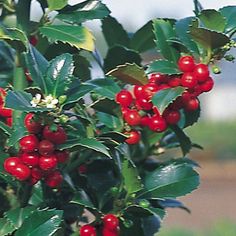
<box><xmin>47</xmin><ymin>0</ymin><xmax>68</xmax><ymax>10</ymax></box>
<box><xmin>0</xmin><ymin>218</ymin><xmax>15</xmax><ymax>236</ymax></box>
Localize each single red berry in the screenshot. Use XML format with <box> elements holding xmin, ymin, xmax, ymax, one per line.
<box><xmin>149</xmin><ymin>115</ymin><xmax>167</xmax><ymax>132</ymax></box>
<box><xmin>115</xmin><ymin>90</ymin><xmax>133</xmax><ymax>107</ymax></box>
<box><xmin>184</xmin><ymin>98</ymin><xmax>199</xmax><ymax>111</ymax></box>
<box><xmin>6</xmin><ymin>117</ymin><xmax>13</xmax><ymax>127</ymax></box>
<box><xmin>43</xmin><ymin>125</ymin><xmax>67</xmax><ymax>145</ymax></box>
<box><xmin>181</xmin><ymin>73</ymin><xmax>198</xmax><ymax>89</ymax></box>
<box><xmin>193</xmin><ymin>64</ymin><xmax>209</xmax><ymax>83</ymax></box>
<box><xmin>189</xmin><ymin>85</ymin><xmax>202</xmax><ymax>97</ymax></box>
<box><xmin>19</xmin><ymin>135</ymin><xmax>39</xmax><ymax>153</ymax></box>
<box><xmin>133</xmin><ymin>85</ymin><xmax>144</xmax><ymax>99</ymax></box>
<box><xmin>39</xmin><ymin>155</ymin><xmax>57</xmax><ymax>170</ymax></box>
<box><xmin>24</xmin><ymin>113</ymin><xmax>42</xmax><ymax>134</ymax></box>
<box><xmin>140</xmin><ymin>116</ymin><xmax>151</xmax><ymax>126</ymax></box>
<box><xmin>136</xmin><ymin>97</ymin><xmax>152</xmax><ymax>110</ymax></box>
<box><xmin>4</xmin><ymin>157</ymin><xmax>21</xmax><ymax>174</ymax></box>
<box><xmin>103</xmin><ymin>214</ymin><xmax>119</xmax><ymax>231</ymax></box>
<box><xmin>29</xmin><ymin>35</ymin><xmax>38</xmax><ymax>46</ymax></box>
<box><xmin>31</xmin><ymin>167</ymin><xmax>43</xmax><ymax>180</ymax></box>
<box><xmin>121</xmin><ymin>107</ymin><xmax>130</xmax><ymax>117</ymax></box>
<box><xmin>102</xmin><ymin>228</ymin><xmax>118</xmax><ymax>236</ymax></box>
<box><xmin>0</xmin><ymin>107</ymin><xmax>12</xmax><ymax>117</ymax></box>
<box><xmin>149</xmin><ymin>73</ymin><xmax>166</xmax><ymax>85</ymax></box>
<box><xmin>168</xmin><ymin>77</ymin><xmax>181</xmax><ymax>87</ymax></box>
<box><xmin>12</xmin><ymin>164</ymin><xmax>31</xmax><ymax>181</ymax></box>
<box><xmin>45</xmin><ymin>170</ymin><xmax>63</xmax><ymax>188</ymax></box>
<box><xmin>55</xmin><ymin>150</ymin><xmax>69</xmax><ymax>163</ymax></box>
<box><xmin>125</xmin><ymin>130</ymin><xmax>141</xmax><ymax>145</ymax></box>
<box><xmin>80</xmin><ymin>225</ymin><xmax>96</xmax><ymax>236</ymax></box>
<box><xmin>200</xmin><ymin>77</ymin><xmax>214</xmax><ymax>92</ymax></box>
<box><xmin>178</xmin><ymin>56</ymin><xmax>195</xmax><ymax>72</ymax></box>
<box><xmin>142</xmin><ymin>83</ymin><xmax>158</xmax><ymax>99</ymax></box>
<box><xmin>181</xmin><ymin>91</ymin><xmax>193</xmax><ymax>103</ymax></box>
<box><xmin>124</xmin><ymin>110</ymin><xmax>141</xmax><ymax>126</ymax></box>
<box><xmin>157</xmin><ymin>84</ymin><xmax>170</xmax><ymax>91</ymax></box>
<box><xmin>169</xmin><ymin>97</ymin><xmax>184</xmax><ymax>110</ymax></box>
<box><xmin>21</xmin><ymin>152</ymin><xmax>39</xmax><ymax>167</ymax></box>
<box><xmin>39</xmin><ymin>140</ymin><xmax>55</xmax><ymax>156</ymax></box>
<box><xmin>163</xmin><ymin>109</ymin><xmax>181</xmax><ymax>125</ymax></box>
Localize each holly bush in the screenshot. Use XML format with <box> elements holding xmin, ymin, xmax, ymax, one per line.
<box><xmin>0</xmin><ymin>0</ymin><xmax>235</xmax><ymax>235</ymax></box>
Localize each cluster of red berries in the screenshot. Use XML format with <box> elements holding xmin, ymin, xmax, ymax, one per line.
<box><xmin>115</xmin><ymin>55</ymin><xmax>214</xmax><ymax>145</ymax></box>
<box><xmin>80</xmin><ymin>214</ymin><xmax>119</xmax><ymax>236</ymax></box>
<box><xmin>3</xmin><ymin>113</ymin><xmax>68</xmax><ymax>188</ymax></box>
<box><xmin>0</xmin><ymin>88</ymin><xmax>12</xmax><ymax>127</ymax></box>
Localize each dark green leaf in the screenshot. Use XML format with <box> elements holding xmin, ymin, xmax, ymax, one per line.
<box><xmin>153</xmin><ymin>19</ymin><xmax>179</xmax><ymax>63</ymax></box>
<box><xmin>122</xmin><ymin>159</ymin><xmax>143</xmax><ymax>195</ymax></box>
<box><xmin>183</xmin><ymin>106</ymin><xmax>201</xmax><ymax>127</ymax></box>
<box><xmin>73</xmin><ymin>54</ymin><xmax>91</xmax><ymax>81</ymax></box>
<box><xmin>0</xmin><ymin>121</ymin><xmax>12</xmax><ymax>136</ymax></box>
<box><xmin>130</xmin><ymin>21</ymin><xmax>155</xmax><ymax>52</ymax></box>
<box><xmin>141</xmin><ymin>161</ymin><xmax>199</xmax><ymax>198</ymax></box>
<box><xmin>71</xmin><ymin>190</ymin><xmax>95</xmax><ymax>209</ymax></box>
<box><xmin>0</xmin><ymin>218</ymin><xmax>15</xmax><ymax>236</ymax></box>
<box><xmin>146</xmin><ymin>60</ymin><xmax>181</xmax><ymax>75</ymax></box>
<box><xmin>104</xmin><ymin>46</ymin><xmax>141</xmax><ymax>73</ymax></box>
<box><xmin>47</xmin><ymin>0</ymin><xmax>68</xmax><ymax>10</ymax></box>
<box><xmin>198</xmin><ymin>9</ymin><xmax>226</xmax><ymax>32</ymax></box>
<box><xmin>102</xmin><ymin>16</ymin><xmax>130</xmax><ymax>48</ymax></box>
<box><xmin>97</xmin><ymin>112</ymin><xmax>123</xmax><ymax>130</ymax></box>
<box><xmin>151</xmin><ymin>87</ymin><xmax>185</xmax><ymax>114</ymax></box>
<box><xmin>142</xmin><ymin>214</ymin><xmax>161</xmax><ymax>236</ymax></box>
<box><xmin>29</xmin><ymin>184</ymin><xmax>43</xmax><ymax>206</ymax></box>
<box><xmin>56</xmin><ymin>0</ymin><xmax>110</xmax><ymax>24</ymax></box>
<box><xmin>15</xmin><ymin>209</ymin><xmax>63</xmax><ymax>236</ymax></box>
<box><xmin>220</xmin><ymin>6</ymin><xmax>236</xmax><ymax>34</ymax></box>
<box><xmin>107</xmin><ymin>63</ymin><xmax>148</xmax><ymax>86</ymax></box>
<box><xmin>39</xmin><ymin>25</ymin><xmax>94</xmax><ymax>51</ymax></box>
<box><xmin>124</xmin><ymin>205</ymin><xmax>153</xmax><ymax>218</ymax></box>
<box><xmin>91</xmin><ymin>98</ymin><xmax>118</xmax><ymax>116</ymax></box>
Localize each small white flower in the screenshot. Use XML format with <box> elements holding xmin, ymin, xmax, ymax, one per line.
<box><xmin>42</xmin><ymin>95</ymin><xmax>59</xmax><ymax>109</ymax></box>
<box><xmin>30</xmin><ymin>93</ymin><xmax>41</xmax><ymax>107</ymax></box>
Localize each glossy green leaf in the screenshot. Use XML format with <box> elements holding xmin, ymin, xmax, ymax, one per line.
<box><xmin>183</xmin><ymin>106</ymin><xmax>201</xmax><ymax>127</ymax></box>
<box><xmin>73</xmin><ymin>54</ymin><xmax>91</xmax><ymax>81</ymax></box>
<box><xmin>220</xmin><ymin>6</ymin><xmax>236</xmax><ymax>34</ymax></box>
<box><xmin>102</xmin><ymin>16</ymin><xmax>130</xmax><ymax>48</ymax></box>
<box><xmin>0</xmin><ymin>218</ymin><xmax>15</xmax><ymax>236</ymax></box>
<box><xmin>0</xmin><ymin>121</ymin><xmax>12</xmax><ymax>136</ymax></box>
<box><xmin>146</xmin><ymin>60</ymin><xmax>181</xmax><ymax>75</ymax></box>
<box><xmin>198</xmin><ymin>9</ymin><xmax>226</xmax><ymax>32</ymax></box>
<box><xmin>141</xmin><ymin>161</ymin><xmax>199</xmax><ymax>198</ymax></box>
<box><xmin>56</xmin><ymin>0</ymin><xmax>110</xmax><ymax>24</ymax></box>
<box><xmin>152</xmin><ymin>87</ymin><xmax>185</xmax><ymax>114</ymax></box>
<box><xmin>47</xmin><ymin>0</ymin><xmax>68</xmax><ymax>10</ymax></box>
<box><xmin>90</xmin><ymin>98</ymin><xmax>118</xmax><ymax>116</ymax></box>
<box><xmin>153</xmin><ymin>19</ymin><xmax>179</xmax><ymax>63</ymax></box>
<box><xmin>97</xmin><ymin>112</ymin><xmax>123</xmax><ymax>130</ymax></box>
<box><xmin>122</xmin><ymin>159</ymin><xmax>143</xmax><ymax>195</ymax></box>
<box><xmin>104</xmin><ymin>46</ymin><xmax>141</xmax><ymax>73</ymax></box>
<box><xmin>5</xmin><ymin>206</ymin><xmax>36</xmax><ymax>229</ymax></box>
<box><xmin>107</xmin><ymin>63</ymin><xmax>148</xmax><ymax>86</ymax></box>
<box><xmin>130</xmin><ymin>21</ymin><xmax>155</xmax><ymax>52</ymax></box>
<box><xmin>15</xmin><ymin>209</ymin><xmax>63</xmax><ymax>236</ymax></box>
<box><xmin>71</xmin><ymin>190</ymin><xmax>95</xmax><ymax>209</ymax></box>
<box><xmin>39</xmin><ymin>25</ymin><xmax>94</xmax><ymax>51</ymax></box>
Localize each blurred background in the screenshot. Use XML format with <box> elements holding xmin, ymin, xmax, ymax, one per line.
<box><xmin>36</xmin><ymin>0</ymin><xmax>236</xmax><ymax>234</ymax></box>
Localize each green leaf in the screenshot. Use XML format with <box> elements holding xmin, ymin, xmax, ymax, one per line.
<box><xmin>97</xmin><ymin>112</ymin><xmax>123</xmax><ymax>131</ymax></box>
<box><xmin>39</xmin><ymin>25</ymin><xmax>94</xmax><ymax>51</ymax></box>
<box><xmin>15</xmin><ymin>209</ymin><xmax>63</xmax><ymax>236</ymax></box>
<box><xmin>29</xmin><ymin>184</ymin><xmax>43</xmax><ymax>206</ymax></box>
<box><xmin>175</xmin><ymin>17</ymin><xmax>200</xmax><ymax>54</ymax></box>
<box><xmin>46</xmin><ymin>53</ymin><xmax>74</xmax><ymax>96</ymax></box>
<box><xmin>0</xmin><ymin>121</ymin><xmax>12</xmax><ymax>136</ymax></box>
<box><xmin>0</xmin><ymin>26</ymin><xmax>28</xmax><ymax>52</ymax></box>
<box><xmin>104</xmin><ymin>46</ymin><xmax>141</xmax><ymax>73</ymax></box>
<box><xmin>122</xmin><ymin>159</ymin><xmax>143</xmax><ymax>195</ymax></box>
<box><xmin>183</xmin><ymin>106</ymin><xmax>201</xmax><ymax>127</ymax></box>
<box><xmin>107</xmin><ymin>63</ymin><xmax>148</xmax><ymax>86</ymax></box>
<box><xmin>130</xmin><ymin>21</ymin><xmax>155</xmax><ymax>53</ymax></box>
<box><xmin>102</xmin><ymin>16</ymin><xmax>130</xmax><ymax>48</ymax></box>
<box><xmin>56</xmin><ymin>0</ymin><xmax>110</xmax><ymax>24</ymax></box>
<box><xmin>153</xmin><ymin>19</ymin><xmax>179</xmax><ymax>63</ymax></box>
<box><xmin>5</xmin><ymin>206</ymin><xmax>36</xmax><ymax>229</ymax></box>
<box><xmin>220</xmin><ymin>6</ymin><xmax>236</xmax><ymax>34</ymax></box>
<box><xmin>5</xmin><ymin>91</ymin><xmax>49</xmax><ymax>112</ymax></box>
<box><xmin>151</xmin><ymin>87</ymin><xmax>185</xmax><ymax>114</ymax></box>
<box><xmin>146</xmin><ymin>60</ymin><xmax>181</xmax><ymax>75</ymax></box>
<box><xmin>141</xmin><ymin>160</ymin><xmax>199</xmax><ymax>198</ymax></box>
<box><xmin>58</xmin><ymin>138</ymin><xmax>110</xmax><ymax>157</ymax></box>
<box><xmin>71</xmin><ymin>190</ymin><xmax>95</xmax><ymax>209</ymax></box>
<box><xmin>198</xmin><ymin>9</ymin><xmax>226</xmax><ymax>32</ymax></box>
<box><xmin>0</xmin><ymin>218</ymin><xmax>15</xmax><ymax>236</ymax></box>
<box><xmin>90</xmin><ymin>98</ymin><xmax>118</xmax><ymax>116</ymax></box>
<box><xmin>73</xmin><ymin>54</ymin><xmax>91</xmax><ymax>81</ymax></box>
<box><xmin>47</xmin><ymin>0</ymin><xmax>68</xmax><ymax>10</ymax></box>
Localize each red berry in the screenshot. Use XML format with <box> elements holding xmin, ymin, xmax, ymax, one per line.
<box><xmin>45</xmin><ymin>170</ymin><xmax>63</xmax><ymax>188</ymax></box>
<box><xmin>115</xmin><ymin>90</ymin><xmax>133</xmax><ymax>107</ymax></box>
<box><xmin>12</xmin><ymin>164</ymin><xmax>31</xmax><ymax>181</ymax></box>
<box><xmin>39</xmin><ymin>155</ymin><xmax>57</xmax><ymax>170</ymax></box>
<box><xmin>6</xmin><ymin>117</ymin><xmax>13</xmax><ymax>127</ymax></box>
<box><xmin>31</xmin><ymin>167</ymin><xmax>43</xmax><ymax>180</ymax></box>
<box><xmin>125</xmin><ymin>130</ymin><xmax>141</xmax><ymax>145</ymax></box>
<box><xmin>102</xmin><ymin>228</ymin><xmax>118</xmax><ymax>236</ymax></box>
<box><xmin>24</xmin><ymin>113</ymin><xmax>42</xmax><ymax>134</ymax></box>
<box><xmin>149</xmin><ymin>115</ymin><xmax>167</xmax><ymax>132</ymax></box>
<box><xmin>21</xmin><ymin>152</ymin><xmax>39</xmax><ymax>167</ymax></box>
<box><xmin>163</xmin><ymin>109</ymin><xmax>181</xmax><ymax>125</ymax></box>
<box><xmin>0</xmin><ymin>107</ymin><xmax>12</xmax><ymax>117</ymax></box>
<box><xmin>181</xmin><ymin>73</ymin><xmax>198</xmax><ymax>89</ymax></box>
<box><xmin>39</xmin><ymin>140</ymin><xmax>55</xmax><ymax>156</ymax></box>
<box><xmin>153</xmin><ymin>106</ymin><xmax>160</xmax><ymax>116</ymax></box>
<box><xmin>193</xmin><ymin>64</ymin><xmax>209</xmax><ymax>83</ymax></box>
<box><xmin>200</xmin><ymin>77</ymin><xmax>214</xmax><ymax>92</ymax></box>
<box><xmin>29</xmin><ymin>35</ymin><xmax>38</xmax><ymax>46</ymax></box>
<box><xmin>103</xmin><ymin>214</ymin><xmax>119</xmax><ymax>231</ymax></box>
<box><xmin>136</xmin><ymin>98</ymin><xmax>152</xmax><ymax>110</ymax></box>
<box><xmin>133</xmin><ymin>85</ymin><xmax>144</xmax><ymax>99</ymax></box>
<box><xmin>178</xmin><ymin>56</ymin><xmax>195</xmax><ymax>72</ymax></box>
<box><xmin>43</xmin><ymin>125</ymin><xmax>67</xmax><ymax>145</ymax></box>
<box><xmin>149</xmin><ymin>73</ymin><xmax>166</xmax><ymax>84</ymax></box>
<box><xmin>168</xmin><ymin>77</ymin><xmax>181</xmax><ymax>87</ymax></box>
<box><xmin>140</xmin><ymin>116</ymin><xmax>151</xmax><ymax>126</ymax></box>
<box><xmin>157</xmin><ymin>84</ymin><xmax>170</xmax><ymax>91</ymax></box>
<box><xmin>80</xmin><ymin>225</ymin><xmax>96</xmax><ymax>236</ymax></box>
<box><xmin>124</xmin><ymin>110</ymin><xmax>141</xmax><ymax>126</ymax></box>
<box><xmin>79</xmin><ymin>164</ymin><xmax>87</xmax><ymax>174</ymax></box>
<box><xmin>19</xmin><ymin>135</ymin><xmax>39</xmax><ymax>153</ymax></box>
<box><xmin>55</xmin><ymin>150</ymin><xmax>69</xmax><ymax>163</ymax></box>
<box><xmin>184</xmin><ymin>98</ymin><xmax>199</xmax><ymax>111</ymax></box>
<box><xmin>4</xmin><ymin>157</ymin><xmax>21</xmax><ymax>174</ymax></box>
<box><xmin>142</xmin><ymin>83</ymin><xmax>158</xmax><ymax>99</ymax></box>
